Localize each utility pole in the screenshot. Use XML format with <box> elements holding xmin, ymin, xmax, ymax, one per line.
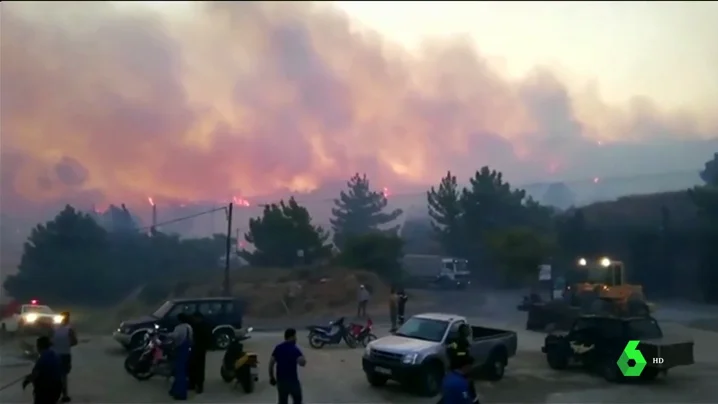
<box><xmin>223</xmin><ymin>202</ymin><xmax>233</xmax><ymax>296</ymax></box>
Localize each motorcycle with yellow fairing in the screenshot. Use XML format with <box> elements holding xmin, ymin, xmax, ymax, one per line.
<box><xmin>219</xmin><ymin>327</ymin><xmax>258</xmax><ymax>393</ymax></box>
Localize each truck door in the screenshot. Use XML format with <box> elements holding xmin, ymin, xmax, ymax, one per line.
<box><xmin>596</xmin><ymin>318</ymin><xmax>625</xmax><ymax>361</ymax></box>
<box><xmin>568</xmin><ymin>318</ymin><xmax>600</xmax><ymax>357</ymax></box>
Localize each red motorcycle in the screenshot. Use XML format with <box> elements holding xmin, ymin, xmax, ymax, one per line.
<box><xmin>349</xmin><ymin>318</ymin><xmax>377</xmax><ymax>347</ymax></box>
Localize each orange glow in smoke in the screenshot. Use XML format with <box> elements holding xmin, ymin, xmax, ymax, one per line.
<box><xmin>232</xmin><ymin>196</ymin><xmax>250</xmax><ymax>207</ymax></box>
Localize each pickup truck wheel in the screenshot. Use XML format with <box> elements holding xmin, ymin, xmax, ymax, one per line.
<box><xmin>546</xmin><ymin>347</ymin><xmax>569</xmax><ymax>370</ymax></box>
<box><xmin>601</xmin><ymin>360</ymin><xmax>623</xmax><ymax>383</ymax></box>
<box><xmin>366</xmin><ymin>372</ymin><xmax>388</xmax><ymax>387</ymax></box>
<box><xmin>484</xmin><ymin>350</ymin><xmax>507</xmax><ymax>381</ymax></box>
<box><xmin>639</xmin><ymin>368</ymin><xmax>660</xmax><ymax>381</ymax></box>
<box><xmin>416</xmin><ymin>364</ymin><xmax>443</xmax><ymax>397</ymax></box>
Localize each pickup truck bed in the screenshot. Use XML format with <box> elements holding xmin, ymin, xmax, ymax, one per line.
<box><xmin>639</xmin><ymin>339</ymin><xmax>694</xmax><ymax>369</ymax></box>
<box><xmin>472</xmin><ymin>325</ymin><xmax>512</xmax><ymax>340</ymax></box>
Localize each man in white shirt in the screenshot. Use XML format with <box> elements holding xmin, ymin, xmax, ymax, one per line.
<box><xmin>52</xmin><ymin>312</ymin><xmax>78</xmax><ymax>403</ymax></box>
<box><xmin>357</xmin><ymin>285</ymin><xmax>370</xmax><ymax>318</ymax></box>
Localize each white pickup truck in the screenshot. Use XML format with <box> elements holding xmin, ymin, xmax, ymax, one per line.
<box><xmin>362</xmin><ymin>313</ymin><xmax>517</xmax><ymax>397</ymax></box>
<box><xmin>0</xmin><ymin>301</ymin><xmax>64</xmax><ymax>333</ymax></box>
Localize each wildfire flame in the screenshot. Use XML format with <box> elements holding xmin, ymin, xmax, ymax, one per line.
<box><xmin>148</xmin><ymin>197</ymin><xmax>155</xmax><ymax>206</ymax></box>
<box><xmin>93</xmin><ymin>204</ymin><xmax>108</xmax><ymax>214</ymax></box>
<box><xmin>232</xmin><ymin>196</ymin><xmax>250</xmax><ymax>207</ymax></box>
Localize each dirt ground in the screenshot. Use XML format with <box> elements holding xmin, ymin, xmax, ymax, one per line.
<box><xmin>2</xmin><ymin>317</ymin><xmax>718</xmax><ymax>403</ymax></box>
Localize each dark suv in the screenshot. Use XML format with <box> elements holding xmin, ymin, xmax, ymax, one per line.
<box><xmin>113</xmin><ymin>297</ymin><xmax>245</xmax><ymax>350</ymax></box>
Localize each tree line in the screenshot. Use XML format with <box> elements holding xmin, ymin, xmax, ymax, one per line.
<box><xmin>4</xmin><ymin>153</ymin><xmax>718</xmax><ymax>305</ymax></box>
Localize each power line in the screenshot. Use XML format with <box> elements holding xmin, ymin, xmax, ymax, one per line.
<box><xmin>137</xmin><ymin>206</ymin><xmax>228</xmax><ymax>231</ymax></box>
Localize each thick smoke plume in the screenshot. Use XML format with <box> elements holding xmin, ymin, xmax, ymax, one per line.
<box><xmin>1</xmin><ymin>2</ymin><xmax>716</xmax><ymax>213</ymax></box>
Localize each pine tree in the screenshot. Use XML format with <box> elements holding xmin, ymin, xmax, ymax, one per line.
<box><xmin>426</xmin><ymin>171</ymin><xmax>463</xmax><ymax>256</ymax></box>
<box><xmin>330</xmin><ymin>173</ymin><xmax>403</xmax><ymax>248</ymax></box>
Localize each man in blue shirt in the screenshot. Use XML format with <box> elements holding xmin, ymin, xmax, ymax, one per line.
<box><xmin>441</xmin><ymin>354</ymin><xmax>477</xmax><ymax>404</ymax></box>
<box><xmin>269</xmin><ymin>328</ymin><xmax>306</xmax><ymax>404</ymax></box>
<box><xmin>23</xmin><ymin>336</ymin><xmax>62</xmax><ymax>404</ymax></box>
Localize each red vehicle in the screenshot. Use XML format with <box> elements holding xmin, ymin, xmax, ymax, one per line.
<box><xmin>349</xmin><ymin>318</ymin><xmax>377</xmax><ymax>347</ymax></box>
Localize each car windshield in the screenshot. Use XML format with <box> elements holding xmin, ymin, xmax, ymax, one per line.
<box><xmin>627</xmin><ymin>318</ymin><xmax>663</xmax><ymax>339</ymax></box>
<box><xmin>394</xmin><ymin>317</ymin><xmax>449</xmax><ymax>342</ymax></box>
<box><xmin>22</xmin><ymin>305</ymin><xmax>53</xmax><ymax>314</ymax></box>
<box><xmin>152</xmin><ymin>301</ymin><xmax>173</xmax><ymax>318</ymax></box>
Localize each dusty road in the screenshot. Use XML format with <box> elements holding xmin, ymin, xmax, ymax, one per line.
<box><xmin>2</xmin><ymin>319</ymin><xmax>718</xmax><ymax>403</ymax></box>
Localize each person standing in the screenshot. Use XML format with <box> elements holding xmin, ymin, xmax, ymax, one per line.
<box><xmin>52</xmin><ymin>311</ymin><xmax>77</xmax><ymax>403</ymax></box>
<box><xmin>169</xmin><ymin>313</ymin><xmax>193</xmax><ymax>401</ymax></box>
<box><xmin>441</xmin><ymin>355</ymin><xmax>476</xmax><ymax>404</ymax></box>
<box><xmin>397</xmin><ymin>288</ymin><xmax>408</xmax><ymax>326</ymax></box>
<box><xmin>389</xmin><ymin>287</ymin><xmax>399</xmax><ymax>332</ymax></box>
<box><xmin>23</xmin><ymin>336</ymin><xmax>62</xmax><ymax>404</ymax></box>
<box><xmin>357</xmin><ymin>285</ymin><xmax>370</xmax><ymax>318</ymax></box>
<box><xmin>188</xmin><ymin>312</ymin><xmax>211</xmax><ymax>394</ymax></box>
<box><xmin>447</xmin><ymin>324</ymin><xmax>477</xmax><ymax>402</ymax></box>
<box><xmin>269</xmin><ymin>328</ymin><xmax>306</xmax><ymax>404</ymax></box>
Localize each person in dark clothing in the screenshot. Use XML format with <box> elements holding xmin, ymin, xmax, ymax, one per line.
<box><xmin>269</xmin><ymin>328</ymin><xmax>306</xmax><ymax>404</ymax></box>
<box><xmin>188</xmin><ymin>312</ymin><xmax>212</xmax><ymax>393</ymax></box>
<box><xmin>441</xmin><ymin>354</ymin><xmax>475</xmax><ymax>404</ymax></box>
<box><xmin>446</xmin><ymin>324</ymin><xmax>478</xmax><ymax>403</ymax></box>
<box><xmin>23</xmin><ymin>336</ymin><xmax>62</xmax><ymax>404</ymax></box>
<box><xmin>397</xmin><ymin>289</ymin><xmax>408</xmax><ymax>325</ymax></box>
<box><xmin>168</xmin><ymin>313</ymin><xmax>193</xmax><ymax>400</ymax></box>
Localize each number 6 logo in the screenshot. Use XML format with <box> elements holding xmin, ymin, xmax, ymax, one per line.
<box><xmin>617</xmin><ymin>340</ymin><xmax>646</xmax><ymax>376</ymax></box>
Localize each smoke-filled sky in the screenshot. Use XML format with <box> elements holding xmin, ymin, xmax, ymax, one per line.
<box><xmin>2</xmin><ymin>1</ymin><xmax>717</xmax><ymax>214</ymax></box>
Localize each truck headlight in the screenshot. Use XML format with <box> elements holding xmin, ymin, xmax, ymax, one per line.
<box><xmin>24</xmin><ymin>313</ymin><xmax>38</xmax><ymax>323</ymax></box>
<box><xmin>53</xmin><ymin>315</ymin><xmax>64</xmax><ymax>324</ymax></box>
<box><xmin>402</xmin><ymin>353</ymin><xmax>418</xmax><ymax>365</ymax></box>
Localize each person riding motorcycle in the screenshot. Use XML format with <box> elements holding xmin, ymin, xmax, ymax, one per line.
<box><xmin>446</xmin><ymin>324</ymin><xmax>478</xmax><ymax>403</ymax></box>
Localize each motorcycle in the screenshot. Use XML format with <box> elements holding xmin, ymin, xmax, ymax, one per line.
<box><xmin>307</xmin><ymin>317</ymin><xmax>357</xmax><ymax>349</ymax></box>
<box><xmin>125</xmin><ymin>324</ymin><xmax>174</xmax><ymax>381</ymax></box>
<box><xmin>219</xmin><ymin>327</ymin><xmax>258</xmax><ymax>393</ymax></box>
<box><xmin>349</xmin><ymin>317</ymin><xmax>377</xmax><ymax>347</ymax></box>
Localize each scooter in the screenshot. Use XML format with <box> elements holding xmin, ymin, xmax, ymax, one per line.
<box><xmin>307</xmin><ymin>317</ymin><xmax>357</xmax><ymax>349</ymax></box>
<box><xmin>220</xmin><ymin>327</ymin><xmax>257</xmax><ymax>393</ymax></box>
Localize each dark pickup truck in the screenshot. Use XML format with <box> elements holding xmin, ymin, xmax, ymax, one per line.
<box><xmin>542</xmin><ymin>314</ymin><xmax>694</xmax><ymax>382</ymax></box>
<box><xmin>362</xmin><ymin>313</ymin><xmax>517</xmax><ymax>397</ymax></box>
